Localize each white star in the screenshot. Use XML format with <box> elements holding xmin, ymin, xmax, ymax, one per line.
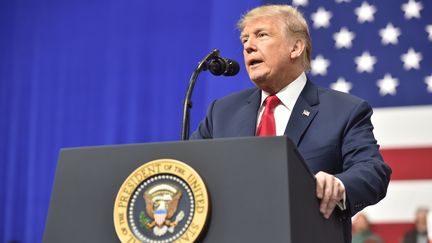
<box><xmin>354</xmin><ymin>2</ymin><xmax>377</xmax><ymax>23</ymax></box>
<box><xmin>292</xmin><ymin>0</ymin><xmax>308</xmax><ymax>7</ymax></box>
<box><xmin>311</xmin><ymin>55</ymin><xmax>331</xmax><ymax>76</ymax></box>
<box><xmin>335</xmin><ymin>0</ymin><xmax>351</xmax><ymax>3</ymax></box>
<box><xmin>354</xmin><ymin>51</ymin><xmax>377</xmax><ymax>73</ymax></box>
<box><xmin>311</xmin><ymin>7</ymin><xmax>333</xmax><ymax>29</ymax></box>
<box><xmin>425</xmin><ymin>74</ymin><xmax>432</xmax><ymax>93</ymax></box>
<box><xmin>379</xmin><ymin>23</ymin><xmax>401</xmax><ymax>45</ymax></box>
<box><xmin>333</xmin><ymin>27</ymin><xmax>355</xmax><ymax>49</ymax></box>
<box><xmin>330</xmin><ymin>77</ymin><xmax>353</xmax><ymax>93</ymax></box>
<box><xmin>401</xmin><ymin>48</ymin><xmax>422</xmax><ymax>70</ymax></box>
<box><xmin>401</xmin><ymin>0</ymin><xmax>423</xmax><ymax>19</ymax></box>
<box><xmin>426</xmin><ymin>25</ymin><xmax>432</xmax><ymax>41</ymax></box>
<box><xmin>377</xmin><ymin>73</ymin><xmax>399</xmax><ymax>96</ymax></box>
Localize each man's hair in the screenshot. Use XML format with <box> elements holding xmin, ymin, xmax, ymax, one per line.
<box><xmin>415</xmin><ymin>207</ymin><xmax>429</xmax><ymax>218</ymax></box>
<box><xmin>237</xmin><ymin>5</ymin><xmax>312</xmax><ymax>71</ymax></box>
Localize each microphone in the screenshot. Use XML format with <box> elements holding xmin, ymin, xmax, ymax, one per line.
<box><xmin>206</xmin><ymin>56</ymin><xmax>240</xmax><ymax>76</ymax></box>
<box><xmin>181</xmin><ymin>49</ymin><xmax>239</xmax><ymax>140</ymax></box>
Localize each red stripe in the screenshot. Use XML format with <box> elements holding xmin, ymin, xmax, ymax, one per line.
<box><xmin>367</xmin><ymin>223</ymin><xmax>415</xmax><ymax>243</ymax></box>
<box><xmin>380</xmin><ymin>147</ymin><xmax>432</xmax><ymax>180</ymax></box>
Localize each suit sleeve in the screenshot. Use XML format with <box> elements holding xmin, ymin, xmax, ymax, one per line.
<box><xmin>190</xmin><ymin>100</ymin><xmax>216</xmax><ymax>139</ymax></box>
<box><xmin>335</xmin><ymin>100</ymin><xmax>392</xmax><ymax>217</ymax></box>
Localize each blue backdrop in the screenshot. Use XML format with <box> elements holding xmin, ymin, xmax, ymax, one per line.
<box><xmin>0</xmin><ymin>1</ymin><xmax>261</xmax><ymax>242</ymax></box>
<box><xmin>1</xmin><ymin>0</ymin><xmax>431</xmax><ymax>242</ymax></box>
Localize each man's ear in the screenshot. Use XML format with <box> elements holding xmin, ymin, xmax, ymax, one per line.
<box><xmin>290</xmin><ymin>39</ymin><xmax>305</xmax><ymax>59</ymax></box>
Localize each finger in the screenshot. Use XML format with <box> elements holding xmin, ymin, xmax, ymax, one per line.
<box><xmin>320</xmin><ymin>176</ymin><xmax>334</xmax><ymax>215</ymax></box>
<box><xmin>324</xmin><ymin>181</ymin><xmax>342</xmax><ymax>218</ymax></box>
<box><xmin>315</xmin><ymin>172</ymin><xmax>325</xmax><ymax>199</ymax></box>
<box><xmin>333</xmin><ymin>179</ymin><xmax>343</xmax><ymax>202</ymax></box>
<box><xmin>324</xmin><ymin>199</ymin><xmax>337</xmax><ymax>219</ymax></box>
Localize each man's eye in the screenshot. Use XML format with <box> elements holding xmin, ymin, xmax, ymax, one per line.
<box><xmin>257</xmin><ymin>32</ymin><xmax>267</xmax><ymax>38</ymax></box>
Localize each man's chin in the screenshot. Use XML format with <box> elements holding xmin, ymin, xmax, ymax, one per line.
<box><xmin>250</xmin><ymin>77</ymin><xmax>265</xmax><ymax>87</ymax></box>
<box><xmin>248</xmin><ymin>72</ymin><xmax>267</xmax><ymax>84</ymax></box>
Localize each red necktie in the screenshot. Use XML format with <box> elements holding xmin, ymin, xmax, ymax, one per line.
<box><xmin>256</xmin><ymin>95</ymin><xmax>280</xmax><ymax>136</ymax></box>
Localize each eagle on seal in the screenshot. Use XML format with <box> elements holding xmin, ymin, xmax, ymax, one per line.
<box><xmin>143</xmin><ymin>183</ymin><xmax>183</xmax><ymax>236</ymax></box>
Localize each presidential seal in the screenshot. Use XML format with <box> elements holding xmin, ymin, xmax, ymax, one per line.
<box><xmin>113</xmin><ymin>159</ymin><xmax>209</xmax><ymax>243</ymax></box>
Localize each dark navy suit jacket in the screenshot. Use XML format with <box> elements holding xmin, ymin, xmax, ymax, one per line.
<box><xmin>191</xmin><ymin>80</ymin><xmax>392</xmax><ymax>242</ymax></box>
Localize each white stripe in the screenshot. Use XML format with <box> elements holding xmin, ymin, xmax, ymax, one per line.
<box><xmin>372</xmin><ymin>105</ymin><xmax>432</xmax><ymax>148</ymax></box>
<box><xmin>361</xmin><ymin>180</ymin><xmax>432</xmax><ymax>223</ymax></box>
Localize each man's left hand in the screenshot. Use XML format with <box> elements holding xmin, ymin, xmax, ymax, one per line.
<box><xmin>315</xmin><ymin>171</ymin><xmax>345</xmax><ymax>219</ymax></box>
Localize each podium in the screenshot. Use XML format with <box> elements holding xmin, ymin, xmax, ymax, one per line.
<box><xmin>43</xmin><ymin>136</ymin><xmax>343</xmax><ymax>242</ymax></box>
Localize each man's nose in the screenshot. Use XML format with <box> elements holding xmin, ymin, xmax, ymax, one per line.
<box><xmin>244</xmin><ymin>38</ymin><xmax>257</xmax><ymax>54</ymax></box>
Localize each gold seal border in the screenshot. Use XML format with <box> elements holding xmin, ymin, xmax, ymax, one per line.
<box><xmin>113</xmin><ymin>159</ymin><xmax>209</xmax><ymax>243</ymax></box>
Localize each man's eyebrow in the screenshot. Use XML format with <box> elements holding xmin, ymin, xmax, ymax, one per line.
<box><xmin>240</xmin><ymin>27</ymin><xmax>265</xmax><ymax>37</ymax></box>
<box><xmin>240</xmin><ymin>33</ymin><xmax>248</xmax><ymax>39</ymax></box>
<box><xmin>253</xmin><ymin>27</ymin><xmax>266</xmax><ymax>33</ymax></box>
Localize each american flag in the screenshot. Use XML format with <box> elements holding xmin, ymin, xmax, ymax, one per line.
<box><xmin>289</xmin><ymin>0</ymin><xmax>432</xmax><ymax>242</ymax></box>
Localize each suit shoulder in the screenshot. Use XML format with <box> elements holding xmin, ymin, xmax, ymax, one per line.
<box><xmin>213</xmin><ymin>87</ymin><xmax>258</xmax><ymax>104</ymax></box>
<box><xmin>316</xmin><ymin>85</ymin><xmax>368</xmax><ymax>107</ymax></box>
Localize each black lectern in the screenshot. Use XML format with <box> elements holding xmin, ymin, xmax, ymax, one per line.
<box><xmin>43</xmin><ymin>136</ymin><xmax>343</xmax><ymax>243</ymax></box>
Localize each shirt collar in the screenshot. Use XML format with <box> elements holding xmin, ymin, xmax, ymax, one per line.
<box><xmin>260</xmin><ymin>72</ymin><xmax>307</xmax><ymax>111</ymax></box>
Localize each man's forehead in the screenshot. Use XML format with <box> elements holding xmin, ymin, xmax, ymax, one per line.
<box><xmin>240</xmin><ymin>16</ymin><xmax>282</xmax><ymax>35</ymax></box>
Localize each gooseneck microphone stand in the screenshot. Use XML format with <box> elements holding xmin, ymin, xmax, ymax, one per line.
<box><xmin>181</xmin><ymin>49</ymin><xmax>220</xmax><ymax>140</ymax></box>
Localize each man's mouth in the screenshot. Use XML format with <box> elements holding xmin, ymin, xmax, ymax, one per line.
<box><xmin>248</xmin><ymin>59</ymin><xmax>263</xmax><ymax>67</ymax></box>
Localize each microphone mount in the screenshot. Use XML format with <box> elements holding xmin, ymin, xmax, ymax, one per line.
<box><xmin>181</xmin><ymin>49</ymin><xmax>239</xmax><ymax>140</ymax></box>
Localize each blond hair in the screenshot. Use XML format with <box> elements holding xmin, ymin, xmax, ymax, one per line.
<box><xmin>237</xmin><ymin>5</ymin><xmax>312</xmax><ymax>70</ymax></box>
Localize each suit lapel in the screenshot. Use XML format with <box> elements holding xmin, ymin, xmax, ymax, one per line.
<box><xmin>236</xmin><ymin>89</ymin><xmax>261</xmax><ymax>136</ymax></box>
<box><xmin>285</xmin><ymin>81</ymin><xmax>319</xmax><ymax>146</ymax></box>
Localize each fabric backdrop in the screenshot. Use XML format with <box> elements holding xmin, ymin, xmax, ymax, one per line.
<box><xmin>1</xmin><ymin>0</ymin><xmax>431</xmax><ymax>242</ymax></box>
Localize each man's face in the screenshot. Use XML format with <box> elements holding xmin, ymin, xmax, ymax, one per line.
<box><xmin>353</xmin><ymin>214</ymin><xmax>370</xmax><ymax>233</ymax></box>
<box><xmin>240</xmin><ymin>16</ymin><xmax>297</xmax><ymax>93</ymax></box>
<box><xmin>416</xmin><ymin>210</ymin><xmax>428</xmax><ymax>232</ymax></box>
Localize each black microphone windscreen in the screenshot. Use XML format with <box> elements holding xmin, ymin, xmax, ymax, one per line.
<box><xmin>223</xmin><ymin>59</ymin><xmax>240</xmax><ymax>76</ymax></box>
<box><xmin>208</xmin><ymin>57</ymin><xmax>240</xmax><ymax>76</ymax></box>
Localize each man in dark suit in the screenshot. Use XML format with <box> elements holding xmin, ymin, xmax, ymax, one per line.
<box><xmin>402</xmin><ymin>207</ymin><xmax>429</xmax><ymax>243</ymax></box>
<box><xmin>191</xmin><ymin>4</ymin><xmax>391</xmax><ymax>243</ymax></box>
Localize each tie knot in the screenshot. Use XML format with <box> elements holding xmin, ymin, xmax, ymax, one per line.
<box><xmin>265</xmin><ymin>95</ymin><xmax>280</xmax><ymax>110</ymax></box>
